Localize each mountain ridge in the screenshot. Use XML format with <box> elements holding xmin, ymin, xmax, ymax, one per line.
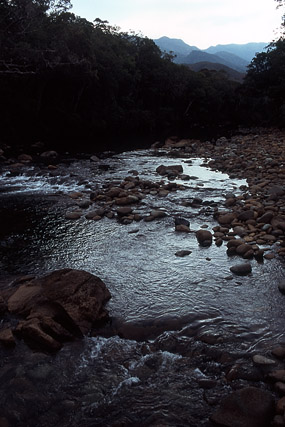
<box><xmin>154</xmin><ymin>37</ymin><xmax>268</xmax><ymax>73</ymax></box>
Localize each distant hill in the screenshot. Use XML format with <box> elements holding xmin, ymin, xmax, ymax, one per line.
<box><xmin>204</xmin><ymin>42</ymin><xmax>268</xmax><ymax>62</ymax></box>
<box><xmin>188</xmin><ymin>62</ymin><xmax>245</xmax><ymax>83</ymax></box>
<box><xmin>178</xmin><ymin>50</ymin><xmax>247</xmax><ymax>72</ymax></box>
<box><xmin>211</xmin><ymin>51</ymin><xmax>248</xmax><ymax>71</ymax></box>
<box><xmin>154</xmin><ymin>36</ymin><xmax>199</xmax><ymax>56</ymax></box>
<box><xmin>153</xmin><ymin>37</ymin><xmax>268</xmax><ymax>73</ymax></box>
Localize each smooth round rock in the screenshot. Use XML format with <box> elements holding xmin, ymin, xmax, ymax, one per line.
<box><xmin>230</xmin><ymin>263</ymin><xmax>252</xmax><ymax>276</ymax></box>
<box><xmin>65</xmin><ymin>211</ymin><xmax>82</xmax><ymax>220</ymax></box>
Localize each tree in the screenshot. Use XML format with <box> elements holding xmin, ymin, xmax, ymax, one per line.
<box><xmin>241</xmin><ymin>39</ymin><xmax>285</xmax><ymax>125</ymax></box>
<box><xmin>275</xmin><ymin>0</ymin><xmax>285</xmax><ymax>35</ymax></box>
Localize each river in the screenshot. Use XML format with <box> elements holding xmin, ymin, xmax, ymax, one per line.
<box><xmin>0</xmin><ymin>148</ymin><xmax>284</xmax><ymax>426</ymax></box>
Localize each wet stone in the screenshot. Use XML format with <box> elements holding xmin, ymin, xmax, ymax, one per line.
<box><xmin>65</xmin><ymin>211</ymin><xmax>82</xmax><ymax>220</ymax></box>
<box><xmin>116</xmin><ymin>207</ymin><xmax>133</xmax><ymax>217</ymax></box>
<box><xmin>230</xmin><ymin>263</ymin><xmax>252</xmax><ymax>276</ymax></box>
<box><xmin>175</xmin><ymin>224</ymin><xmax>190</xmax><ymax>233</ymax></box>
<box><xmin>253</xmin><ymin>355</ymin><xmax>276</xmax><ymax>365</ymax></box>
<box><xmin>238</xmin><ymin>210</ymin><xmax>255</xmax><ymax>221</ymax></box>
<box><xmin>174</xmin><ymin>217</ymin><xmax>190</xmax><ymax>227</ymax></box>
<box><xmin>210</xmin><ymin>387</ymin><xmax>274</xmax><ymax>427</ymax></box>
<box><xmin>196</xmin><ymin>229</ymin><xmax>212</xmax><ymax>247</ymax></box>
<box><xmin>278</xmin><ymin>280</ymin><xmax>285</xmax><ymax>295</ymax></box>
<box><xmin>268</xmin><ymin>370</ymin><xmax>285</xmax><ymax>382</ymax></box>
<box><xmin>275</xmin><ymin>382</ymin><xmax>285</xmax><ymax>395</ymax></box>
<box><xmin>276</xmin><ymin>396</ymin><xmax>285</xmax><ymax>414</ymax></box>
<box><xmin>272</xmin><ymin>346</ymin><xmax>285</xmax><ymax>358</ymax></box>
<box><xmin>175</xmin><ymin>250</ymin><xmax>192</xmax><ymax>257</ymax></box>
<box><xmin>0</xmin><ymin>328</ymin><xmax>15</xmax><ymax>347</ymax></box>
<box><xmin>264</xmin><ymin>253</ymin><xmax>275</xmax><ymax>260</ymax></box>
<box><xmin>272</xmin><ymin>415</ymin><xmax>285</xmax><ymax>427</ymax></box>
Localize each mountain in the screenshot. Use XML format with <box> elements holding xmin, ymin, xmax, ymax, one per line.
<box><xmin>204</xmin><ymin>42</ymin><xmax>268</xmax><ymax>62</ymax></box>
<box><xmin>153</xmin><ymin>37</ymin><xmax>268</xmax><ymax>73</ymax></box>
<box><xmin>187</xmin><ymin>62</ymin><xmax>245</xmax><ymax>83</ymax></box>
<box><xmin>154</xmin><ymin>36</ymin><xmax>199</xmax><ymax>56</ymax></box>
<box><xmin>211</xmin><ymin>51</ymin><xmax>248</xmax><ymax>71</ymax></box>
<box><xmin>177</xmin><ymin>50</ymin><xmax>247</xmax><ymax>72</ymax></box>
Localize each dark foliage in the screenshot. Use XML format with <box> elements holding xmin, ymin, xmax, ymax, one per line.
<box><xmin>2</xmin><ymin>0</ymin><xmax>284</xmax><ymax>153</ymax></box>
<box><xmin>240</xmin><ymin>39</ymin><xmax>285</xmax><ymax>126</ymax></box>
<box><xmin>0</xmin><ymin>0</ymin><xmax>243</xmax><ymax>152</ymax></box>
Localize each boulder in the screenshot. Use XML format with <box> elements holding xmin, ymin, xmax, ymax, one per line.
<box><xmin>211</xmin><ymin>387</ymin><xmax>274</xmax><ymax>427</ymax></box>
<box><xmin>6</xmin><ymin>269</ymin><xmax>111</xmax><ymax>351</ymax></box>
<box><xmin>196</xmin><ymin>229</ymin><xmax>212</xmax><ymax>247</ymax></box>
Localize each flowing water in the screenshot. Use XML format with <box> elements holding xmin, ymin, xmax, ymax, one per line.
<box><xmin>0</xmin><ymin>149</ymin><xmax>284</xmax><ymax>426</ymax></box>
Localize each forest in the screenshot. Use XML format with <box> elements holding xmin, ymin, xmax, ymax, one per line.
<box><xmin>0</xmin><ymin>0</ymin><xmax>284</xmax><ymax>153</ymax></box>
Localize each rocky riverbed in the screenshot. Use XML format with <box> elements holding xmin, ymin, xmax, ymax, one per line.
<box><xmin>0</xmin><ymin>128</ymin><xmax>285</xmax><ymax>426</ymax></box>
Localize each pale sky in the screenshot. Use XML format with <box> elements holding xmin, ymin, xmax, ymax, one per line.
<box><xmin>70</xmin><ymin>0</ymin><xmax>283</xmax><ymax>49</ymax></box>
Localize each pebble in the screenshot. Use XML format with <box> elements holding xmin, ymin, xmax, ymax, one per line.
<box><xmin>175</xmin><ymin>250</ymin><xmax>192</xmax><ymax>257</ymax></box>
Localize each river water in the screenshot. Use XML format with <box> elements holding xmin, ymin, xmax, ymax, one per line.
<box><xmin>0</xmin><ymin>149</ymin><xmax>284</xmax><ymax>426</ymax></box>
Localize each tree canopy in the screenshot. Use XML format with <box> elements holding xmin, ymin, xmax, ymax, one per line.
<box><xmin>0</xmin><ymin>0</ymin><xmax>283</xmax><ymax>153</ymax></box>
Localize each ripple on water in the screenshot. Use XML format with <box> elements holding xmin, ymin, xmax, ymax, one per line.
<box><xmin>0</xmin><ymin>152</ymin><xmax>284</xmax><ymax>350</ymax></box>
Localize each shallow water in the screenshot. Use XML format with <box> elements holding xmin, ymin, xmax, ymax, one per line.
<box><xmin>0</xmin><ymin>149</ymin><xmax>284</xmax><ymax>426</ymax></box>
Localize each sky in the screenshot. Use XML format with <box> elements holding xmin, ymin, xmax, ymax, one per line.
<box><xmin>70</xmin><ymin>0</ymin><xmax>283</xmax><ymax>49</ymax></box>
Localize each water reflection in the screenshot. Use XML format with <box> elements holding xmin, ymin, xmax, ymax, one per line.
<box><xmin>0</xmin><ymin>152</ymin><xmax>284</xmax><ymax>346</ymax></box>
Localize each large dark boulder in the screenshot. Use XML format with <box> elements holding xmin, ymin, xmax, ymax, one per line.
<box><xmin>5</xmin><ymin>269</ymin><xmax>111</xmax><ymax>352</ymax></box>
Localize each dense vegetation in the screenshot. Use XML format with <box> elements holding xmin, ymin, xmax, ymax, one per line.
<box><xmin>0</xmin><ymin>0</ymin><xmax>284</xmax><ymax>153</ymax></box>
